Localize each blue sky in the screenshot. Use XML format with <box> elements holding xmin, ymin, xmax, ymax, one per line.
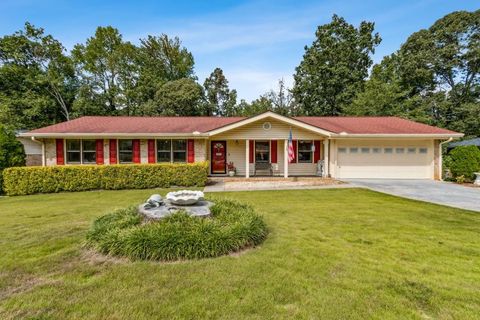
<box><xmin>0</xmin><ymin>0</ymin><xmax>478</xmax><ymax>101</ymax></box>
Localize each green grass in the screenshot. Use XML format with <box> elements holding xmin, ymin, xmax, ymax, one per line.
<box><xmin>0</xmin><ymin>188</ymin><xmax>479</xmax><ymax>319</ymax></box>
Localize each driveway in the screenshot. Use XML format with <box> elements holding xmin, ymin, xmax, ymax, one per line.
<box><xmin>344</xmin><ymin>179</ymin><xmax>480</xmax><ymax>212</ymax></box>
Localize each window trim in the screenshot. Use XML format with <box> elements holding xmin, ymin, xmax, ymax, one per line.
<box><xmin>155</xmin><ymin>139</ymin><xmax>188</xmax><ymax>163</ymax></box>
<box><xmin>297</xmin><ymin>140</ymin><xmax>313</xmax><ymax>163</ymax></box>
<box><xmin>254</xmin><ymin>140</ymin><xmax>271</xmax><ymax>163</ymax></box>
<box><xmin>118</xmin><ymin>139</ymin><xmax>134</xmax><ymax>164</ymax></box>
<box><xmin>65</xmin><ymin>139</ymin><xmax>97</xmax><ymax>165</ymax></box>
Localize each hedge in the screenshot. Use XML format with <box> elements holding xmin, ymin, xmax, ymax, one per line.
<box><xmin>446</xmin><ymin>146</ymin><xmax>480</xmax><ymax>182</ymax></box>
<box><xmin>2</xmin><ymin>162</ymin><xmax>209</xmax><ymax>196</ymax></box>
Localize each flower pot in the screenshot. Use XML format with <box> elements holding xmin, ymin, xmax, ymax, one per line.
<box><xmin>228</xmin><ymin>171</ymin><xmax>235</xmax><ymax>177</ymax></box>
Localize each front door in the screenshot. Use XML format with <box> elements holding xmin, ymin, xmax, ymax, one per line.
<box><xmin>211</xmin><ymin>141</ymin><xmax>227</xmax><ymax>174</ymax></box>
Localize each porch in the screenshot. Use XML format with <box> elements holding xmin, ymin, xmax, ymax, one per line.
<box><xmin>207</xmin><ymin>139</ymin><xmax>330</xmax><ymax>178</ymax></box>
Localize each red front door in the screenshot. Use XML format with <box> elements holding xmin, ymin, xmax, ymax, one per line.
<box><xmin>211</xmin><ymin>141</ymin><xmax>227</xmax><ymax>174</ymax></box>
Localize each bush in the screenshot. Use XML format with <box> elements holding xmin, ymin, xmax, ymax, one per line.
<box><xmin>2</xmin><ymin>162</ymin><xmax>208</xmax><ymax>196</ymax></box>
<box><xmin>0</xmin><ymin>126</ymin><xmax>26</xmax><ymax>194</ymax></box>
<box><xmin>447</xmin><ymin>146</ymin><xmax>480</xmax><ymax>182</ymax></box>
<box><xmin>86</xmin><ymin>199</ymin><xmax>268</xmax><ymax>261</ymax></box>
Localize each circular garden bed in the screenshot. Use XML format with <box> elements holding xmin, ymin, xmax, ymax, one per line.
<box><xmin>86</xmin><ymin>199</ymin><xmax>268</xmax><ymax>261</ymax></box>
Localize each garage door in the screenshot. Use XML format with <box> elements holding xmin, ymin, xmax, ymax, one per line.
<box><xmin>336</xmin><ymin>144</ymin><xmax>433</xmax><ymax>179</ymax></box>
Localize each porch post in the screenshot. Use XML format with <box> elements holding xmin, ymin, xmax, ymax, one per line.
<box><xmin>245</xmin><ymin>139</ymin><xmax>250</xmax><ymax>178</ymax></box>
<box><xmin>284</xmin><ymin>139</ymin><xmax>288</xmax><ymax>178</ymax></box>
<box><xmin>323</xmin><ymin>139</ymin><xmax>329</xmax><ymax>177</ymax></box>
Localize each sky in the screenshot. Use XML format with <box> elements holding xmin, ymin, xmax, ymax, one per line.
<box><xmin>0</xmin><ymin>0</ymin><xmax>478</xmax><ymax>101</ymax></box>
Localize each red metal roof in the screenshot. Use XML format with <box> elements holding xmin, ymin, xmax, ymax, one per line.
<box><xmin>26</xmin><ymin>115</ymin><xmax>461</xmax><ymax>135</ymax></box>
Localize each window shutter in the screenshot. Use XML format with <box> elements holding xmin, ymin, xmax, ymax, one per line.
<box><xmin>56</xmin><ymin>139</ymin><xmax>64</xmax><ymax>165</ymax></box>
<box><xmin>187</xmin><ymin>139</ymin><xmax>195</xmax><ymax>163</ymax></box>
<box><xmin>109</xmin><ymin>139</ymin><xmax>117</xmax><ymax>164</ymax></box>
<box><xmin>147</xmin><ymin>139</ymin><xmax>156</xmax><ymax>163</ymax></box>
<box><xmin>270</xmin><ymin>140</ymin><xmax>277</xmax><ymax>163</ymax></box>
<box><xmin>96</xmin><ymin>139</ymin><xmax>104</xmax><ymax>165</ymax></box>
<box><xmin>133</xmin><ymin>139</ymin><xmax>141</xmax><ymax>163</ymax></box>
<box><xmin>314</xmin><ymin>140</ymin><xmax>321</xmax><ymax>163</ymax></box>
<box><xmin>249</xmin><ymin>140</ymin><xmax>254</xmax><ymax>163</ymax></box>
<box><xmin>292</xmin><ymin>140</ymin><xmax>297</xmax><ymax>163</ymax></box>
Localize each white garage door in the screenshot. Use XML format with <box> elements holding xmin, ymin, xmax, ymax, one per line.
<box><xmin>336</xmin><ymin>143</ymin><xmax>433</xmax><ymax>179</ymax></box>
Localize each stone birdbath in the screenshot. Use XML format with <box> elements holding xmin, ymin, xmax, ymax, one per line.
<box><xmin>474</xmin><ymin>172</ymin><xmax>480</xmax><ymax>186</ymax></box>
<box><xmin>138</xmin><ymin>191</ymin><xmax>213</xmax><ymax>220</ymax></box>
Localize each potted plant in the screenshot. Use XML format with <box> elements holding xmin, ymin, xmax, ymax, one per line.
<box><xmin>227</xmin><ymin>161</ymin><xmax>236</xmax><ymax>177</ymax></box>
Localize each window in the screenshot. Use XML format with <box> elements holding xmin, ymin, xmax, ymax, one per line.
<box><xmin>361</xmin><ymin>147</ymin><xmax>370</xmax><ymax>154</ymax></box>
<box><xmin>407</xmin><ymin>147</ymin><xmax>416</xmax><ymax>154</ymax></box>
<box><xmin>82</xmin><ymin>140</ymin><xmax>96</xmax><ymax>163</ymax></box>
<box><xmin>66</xmin><ymin>140</ymin><xmax>81</xmax><ymax>163</ymax></box>
<box><xmin>350</xmin><ymin>147</ymin><xmax>358</xmax><ymax>154</ymax></box>
<box><xmin>255</xmin><ymin>141</ymin><xmax>270</xmax><ymax>163</ymax></box>
<box><xmin>396</xmin><ymin>148</ymin><xmax>405</xmax><ymax>154</ymax></box>
<box><xmin>372</xmin><ymin>147</ymin><xmax>381</xmax><ymax>154</ymax></box>
<box><xmin>384</xmin><ymin>148</ymin><xmax>393</xmax><ymax>154</ymax></box>
<box><xmin>173</xmin><ymin>140</ymin><xmax>186</xmax><ymax>163</ymax></box>
<box><xmin>298</xmin><ymin>140</ymin><xmax>313</xmax><ymax>163</ymax></box>
<box><xmin>119</xmin><ymin>140</ymin><xmax>133</xmax><ymax>163</ymax></box>
<box><xmin>66</xmin><ymin>139</ymin><xmax>97</xmax><ymax>164</ymax></box>
<box><xmin>419</xmin><ymin>147</ymin><xmax>428</xmax><ymax>154</ymax></box>
<box><xmin>338</xmin><ymin>147</ymin><xmax>347</xmax><ymax>153</ymax></box>
<box><xmin>157</xmin><ymin>140</ymin><xmax>171</xmax><ymax>162</ymax></box>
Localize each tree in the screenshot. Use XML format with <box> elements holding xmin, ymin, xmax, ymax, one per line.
<box><xmin>0</xmin><ymin>125</ymin><xmax>26</xmax><ymax>193</ymax></box>
<box><xmin>293</xmin><ymin>14</ymin><xmax>381</xmax><ymax>116</ymax></box>
<box><xmin>148</xmin><ymin>78</ymin><xmax>204</xmax><ymax>116</ymax></box>
<box><xmin>264</xmin><ymin>79</ymin><xmax>299</xmax><ymax>115</ymax></box>
<box><xmin>0</xmin><ymin>23</ymin><xmax>76</xmax><ymax>129</ymax></box>
<box><xmin>136</xmin><ymin>35</ymin><xmax>195</xmax><ymax>110</ymax></box>
<box><xmin>72</xmin><ymin>26</ymin><xmax>139</xmax><ymax>116</ymax></box>
<box><xmin>203</xmin><ymin>68</ymin><xmax>237</xmax><ymax>116</ymax></box>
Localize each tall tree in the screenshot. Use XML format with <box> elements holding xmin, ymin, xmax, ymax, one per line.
<box><xmin>203</xmin><ymin>68</ymin><xmax>237</xmax><ymax>116</ymax></box>
<box><xmin>0</xmin><ymin>23</ymin><xmax>76</xmax><ymax>129</ymax></box>
<box><xmin>72</xmin><ymin>26</ymin><xmax>139</xmax><ymax>116</ymax></box>
<box><xmin>136</xmin><ymin>35</ymin><xmax>195</xmax><ymax>110</ymax></box>
<box><xmin>293</xmin><ymin>14</ymin><xmax>381</xmax><ymax>116</ymax></box>
<box><xmin>264</xmin><ymin>79</ymin><xmax>298</xmax><ymax>115</ymax></box>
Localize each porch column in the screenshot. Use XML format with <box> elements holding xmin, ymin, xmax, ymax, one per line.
<box><xmin>284</xmin><ymin>139</ymin><xmax>288</xmax><ymax>178</ymax></box>
<box><xmin>323</xmin><ymin>140</ymin><xmax>329</xmax><ymax>177</ymax></box>
<box><xmin>245</xmin><ymin>139</ymin><xmax>250</xmax><ymax>178</ymax></box>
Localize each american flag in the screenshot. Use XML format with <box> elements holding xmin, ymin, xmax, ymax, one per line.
<box><xmin>288</xmin><ymin>128</ymin><xmax>295</xmax><ymax>163</ymax></box>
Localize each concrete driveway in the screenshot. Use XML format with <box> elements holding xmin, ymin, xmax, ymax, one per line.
<box><xmin>344</xmin><ymin>179</ymin><xmax>480</xmax><ymax>212</ymax></box>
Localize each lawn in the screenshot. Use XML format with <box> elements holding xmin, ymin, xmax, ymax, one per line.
<box><xmin>1</xmin><ymin>188</ymin><xmax>479</xmax><ymax>319</ymax></box>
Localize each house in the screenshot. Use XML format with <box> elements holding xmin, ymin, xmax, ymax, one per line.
<box><xmin>15</xmin><ymin>130</ymin><xmax>43</xmax><ymax>166</ymax></box>
<box><xmin>447</xmin><ymin>138</ymin><xmax>480</xmax><ymax>152</ymax></box>
<box><xmin>19</xmin><ymin>111</ymin><xmax>463</xmax><ymax>180</ymax></box>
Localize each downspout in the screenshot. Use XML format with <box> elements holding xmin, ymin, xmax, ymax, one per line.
<box><xmin>438</xmin><ymin>137</ymin><xmax>453</xmax><ymax>181</ymax></box>
<box><xmin>31</xmin><ymin>136</ymin><xmax>46</xmax><ymax>167</ymax></box>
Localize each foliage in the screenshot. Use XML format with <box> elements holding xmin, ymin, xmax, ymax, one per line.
<box><xmin>293</xmin><ymin>14</ymin><xmax>381</xmax><ymax>116</ymax></box>
<box><xmin>350</xmin><ymin>10</ymin><xmax>480</xmax><ymax>137</ymax></box>
<box><xmin>446</xmin><ymin>146</ymin><xmax>480</xmax><ymax>182</ymax></box>
<box><xmin>0</xmin><ymin>126</ymin><xmax>26</xmax><ymax>193</ymax></box>
<box><xmin>0</xmin><ymin>23</ymin><xmax>77</xmax><ymax>129</ymax></box>
<box><xmin>148</xmin><ymin>78</ymin><xmax>204</xmax><ymax>115</ymax></box>
<box><xmin>203</xmin><ymin>67</ymin><xmax>237</xmax><ymax>116</ymax></box>
<box><xmin>86</xmin><ymin>199</ymin><xmax>268</xmax><ymax>261</ymax></box>
<box><xmin>2</xmin><ymin>162</ymin><xmax>208</xmax><ymax>196</ymax></box>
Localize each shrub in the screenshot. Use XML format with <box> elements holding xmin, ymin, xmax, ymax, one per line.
<box><xmin>0</xmin><ymin>126</ymin><xmax>26</xmax><ymax>194</ymax></box>
<box><xmin>86</xmin><ymin>199</ymin><xmax>268</xmax><ymax>261</ymax></box>
<box><xmin>2</xmin><ymin>162</ymin><xmax>208</xmax><ymax>196</ymax></box>
<box><xmin>447</xmin><ymin>146</ymin><xmax>480</xmax><ymax>182</ymax></box>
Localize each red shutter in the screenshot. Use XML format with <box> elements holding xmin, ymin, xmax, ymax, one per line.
<box><xmin>270</xmin><ymin>140</ymin><xmax>277</xmax><ymax>163</ymax></box>
<box><xmin>56</xmin><ymin>139</ymin><xmax>64</xmax><ymax>165</ymax></box>
<box><xmin>249</xmin><ymin>140</ymin><xmax>254</xmax><ymax>163</ymax></box>
<box><xmin>314</xmin><ymin>140</ymin><xmax>321</xmax><ymax>163</ymax></box>
<box><xmin>292</xmin><ymin>140</ymin><xmax>297</xmax><ymax>163</ymax></box>
<box><xmin>133</xmin><ymin>139</ymin><xmax>141</xmax><ymax>163</ymax></box>
<box><xmin>109</xmin><ymin>139</ymin><xmax>117</xmax><ymax>164</ymax></box>
<box><xmin>96</xmin><ymin>139</ymin><xmax>104</xmax><ymax>165</ymax></box>
<box><xmin>187</xmin><ymin>139</ymin><xmax>195</xmax><ymax>163</ymax></box>
<box><xmin>147</xmin><ymin>139</ymin><xmax>156</xmax><ymax>163</ymax></box>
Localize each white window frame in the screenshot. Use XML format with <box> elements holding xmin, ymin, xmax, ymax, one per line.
<box><xmin>155</xmin><ymin>139</ymin><xmax>187</xmax><ymax>163</ymax></box>
<box><xmin>65</xmin><ymin>139</ymin><xmax>97</xmax><ymax>165</ymax></box>
<box><xmin>297</xmin><ymin>140</ymin><xmax>313</xmax><ymax>163</ymax></box>
<box><xmin>118</xmin><ymin>139</ymin><xmax>134</xmax><ymax>164</ymax></box>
